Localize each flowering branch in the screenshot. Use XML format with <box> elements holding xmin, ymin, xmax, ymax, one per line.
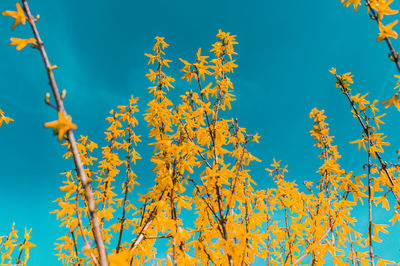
<box><xmin>20</xmin><ymin>1</ymin><xmax>108</xmax><ymax>265</ymax></box>
<box><xmin>365</xmin><ymin>0</ymin><xmax>400</xmax><ymax>73</ymax></box>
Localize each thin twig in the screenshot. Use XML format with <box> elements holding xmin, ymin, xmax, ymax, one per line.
<box><xmin>21</xmin><ymin>1</ymin><xmax>108</xmax><ymax>265</ymax></box>
<box><xmin>344</xmin><ymin>90</ymin><xmax>399</xmax><ymax>202</ymax></box>
<box><xmin>129</xmin><ymin>191</ymin><xmax>166</xmax><ymax>252</ymax></box>
<box><xmin>367</xmin><ymin>130</ymin><xmax>375</xmax><ymax>266</ymax></box>
<box><xmin>336</xmin><ymin>76</ymin><xmax>400</xmax><ymax>205</ymax></box>
<box><xmin>70</xmin><ymin>231</ymin><xmax>79</xmax><ymax>262</ymax></box>
<box><xmin>144</xmin><ymin>234</ymin><xmax>172</xmax><ymax>240</ymax></box>
<box><xmin>293</xmin><ymin>228</ymin><xmax>332</xmax><ymax>265</ymax></box>
<box><xmin>116</xmin><ymin>109</ymin><xmax>133</xmax><ymax>253</ymax></box>
<box><xmin>76</xmin><ymin>190</ymin><xmax>99</xmax><ymax>266</ymax></box>
<box><xmin>16</xmin><ymin>239</ymin><xmax>26</xmax><ymax>265</ymax></box>
<box><xmin>365</xmin><ymin>0</ymin><xmax>400</xmax><ymax>73</ymax></box>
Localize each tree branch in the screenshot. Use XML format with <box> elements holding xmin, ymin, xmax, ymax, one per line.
<box><xmin>21</xmin><ymin>1</ymin><xmax>108</xmax><ymax>264</ymax></box>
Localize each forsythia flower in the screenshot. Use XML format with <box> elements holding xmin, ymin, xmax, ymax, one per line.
<box><xmin>0</xmin><ymin>109</ymin><xmax>13</xmax><ymax>127</ymax></box>
<box><xmin>0</xmin><ymin>224</ymin><xmax>34</xmax><ymax>265</ymax></box>
<box><xmin>2</xmin><ymin>3</ymin><xmax>26</xmax><ymax>30</ymax></box>
<box><xmin>9</xmin><ymin>37</ymin><xmax>37</xmax><ymax>50</ymax></box>
<box><xmin>44</xmin><ymin>111</ymin><xmax>77</xmax><ymax>142</ymax></box>
<box><xmin>381</xmin><ymin>93</ymin><xmax>400</xmax><ymax>111</ymax></box>
<box><xmin>370</xmin><ymin>0</ymin><xmax>398</xmax><ymax>21</ymax></box>
<box><xmin>377</xmin><ymin>20</ymin><xmax>398</xmax><ymax>42</ymax></box>
<box><xmin>340</xmin><ymin>0</ymin><xmax>362</xmax><ymax>12</ymax></box>
<box><xmin>108</xmin><ymin>251</ymin><xmax>130</xmax><ymax>266</ymax></box>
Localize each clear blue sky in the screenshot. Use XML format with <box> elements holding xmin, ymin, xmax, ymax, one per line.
<box><xmin>1</xmin><ymin>0</ymin><xmax>400</xmax><ymax>264</ymax></box>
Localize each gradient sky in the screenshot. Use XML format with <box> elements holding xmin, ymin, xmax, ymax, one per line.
<box><xmin>1</xmin><ymin>0</ymin><xmax>400</xmax><ymax>265</ymax></box>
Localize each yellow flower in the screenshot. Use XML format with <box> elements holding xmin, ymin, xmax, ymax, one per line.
<box><xmin>44</xmin><ymin>111</ymin><xmax>77</xmax><ymax>142</ymax></box>
<box><xmin>341</xmin><ymin>0</ymin><xmax>362</xmax><ymax>12</ymax></box>
<box><xmin>0</xmin><ymin>109</ymin><xmax>13</xmax><ymax>127</ymax></box>
<box><xmin>108</xmin><ymin>251</ymin><xmax>130</xmax><ymax>266</ymax></box>
<box><xmin>370</xmin><ymin>0</ymin><xmax>398</xmax><ymax>21</ymax></box>
<box><xmin>252</xmin><ymin>133</ymin><xmax>260</xmax><ymax>143</ymax></box>
<box><xmin>377</xmin><ymin>20</ymin><xmax>398</xmax><ymax>42</ymax></box>
<box><xmin>59</xmin><ymin>182</ymin><xmax>77</xmax><ymax>198</ymax></box>
<box><xmin>381</xmin><ymin>93</ymin><xmax>400</xmax><ymax>111</ymax></box>
<box><xmin>2</xmin><ymin>3</ymin><xmax>26</xmax><ymax>30</ymax></box>
<box><xmin>9</xmin><ymin>37</ymin><xmax>37</xmax><ymax>51</ymax></box>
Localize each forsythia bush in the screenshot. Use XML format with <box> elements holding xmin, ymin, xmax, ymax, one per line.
<box><xmin>2</xmin><ymin>0</ymin><xmax>400</xmax><ymax>265</ymax></box>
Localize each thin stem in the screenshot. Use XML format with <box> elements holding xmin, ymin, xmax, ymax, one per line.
<box><xmin>116</xmin><ymin>111</ymin><xmax>133</xmax><ymax>253</ymax></box>
<box><xmin>282</xmin><ymin>203</ymin><xmax>293</xmax><ymax>265</ymax></box>
<box><xmin>336</xmin><ymin>79</ymin><xmax>400</xmax><ymax>205</ymax></box>
<box><xmin>187</xmin><ymin>176</ymin><xmax>225</xmax><ymax>237</ymax></box>
<box><xmin>293</xmin><ymin>228</ymin><xmax>332</xmax><ymax>265</ymax></box>
<box><xmin>198</xmin><ymin>234</ymin><xmax>217</xmax><ymax>265</ymax></box>
<box><xmin>76</xmin><ymin>191</ymin><xmax>99</xmax><ymax>266</ymax></box>
<box><xmin>16</xmin><ymin>239</ymin><xmax>26</xmax><ymax>265</ymax></box>
<box><xmin>101</xmin><ymin>112</ymin><xmax>117</xmax><ymax>226</ymax></box>
<box><xmin>367</xmin><ymin>131</ymin><xmax>375</xmax><ymax>266</ymax></box>
<box><xmin>225</xmin><ymin>138</ymin><xmax>249</xmax><ymax>220</ymax></box>
<box><xmin>21</xmin><ymin>1</ymin><xmax>108</xmax><ymax>265</ymax></box>
<box><xmin>365</xmin><ymin>0</ymin><xmax>400</xmax><ymax>73</ymax></box>
<box><xmin>129</xmin><ymin>191</ymin><xmax>166</xmax><ymax>252</ymax></box>
<box><xmin>294</xmin><ymin>188</ymin><xmax>351</xmax><ymax>265</ymax></box>
<box><xmin>70</xmin><ymin>231</ymin><xmax>80</xmax><ymax>263</ymax></box>
<box><xmin>266</xmin><ymin>216</ymin><xmax>271</xmax><ymax>266</ymax></box>
<box><xmin>348</xmin><ymin>229</ymin><xmax>357</xmax><ymax>266</ymax></box>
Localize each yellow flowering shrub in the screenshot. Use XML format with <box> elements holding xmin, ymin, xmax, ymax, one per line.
<box><xmin>2</xmin><ymin>0</ymin><xmax>400</xmax><ymax>265</ymax></box>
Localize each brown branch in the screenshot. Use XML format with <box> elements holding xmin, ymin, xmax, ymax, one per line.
<box><xmin>346</xmin><ymin>90</ymin><xmax>399</xmax><ymax>198</ymax></box>
<box><xmin>129</xmin><ymin>191</ymin><xmax>166</xmax><ymax>252</ymax></box>
<box><xmin>266</xmin><ymin>216</ymin><xmax>271</xmax><ymax>266</ymax></box>
<box><xmin>70</xmin><ymin>231</ymin><xmax>79</xmax><ymax>261</ymax></box>
<box><xmin>16</xmin><ymin>239</ymin><xmax>26</xmax><ymax>265</ymax></box>
<box><xmin>170</xmin><ymin>167</ymin><xmax>178</xmax><ymax>266</ymax></box>
<box><xmin>238</xmin><ymin>138</ymin><xmax>251</xmax><ymax>265</ymax></box>
<box><xmin>116</xmin><ymin>110</ymin><xmax>133</xmax><ymax>253</ymax></box>
<box><xmin>294</xmin><ymin>184</ymin><xmax>352</xmax><ymax>265</ymax></box>
<box><xmin>187</xmin><ymin>176</ymin><xmax>225</xmax><ymax>237</ymax></box>
<box><xmin>336</xmin><ymin>78</ymin><xmax>400</xmax><ymax>205</ymax></box>
<box><xmin>365</xmin><ymin>0</ymin><xmax>400</xmax><ymax>73</ymax></box>
<box><xmin>76</xmin><ymin>191</ymin><xmax>99</xmax><ymax>266</ymax></box>
<box><xmin>198</xmin><ymin>234</ymin><xmax>218</xmax><ymax>265</ymax></box>
<box><xmin>282</xmin><ymin>201</ymin><xmax>293</xmax><ymax>265</ymax></box>
<box><xmin>129</xmin><ymin>211</ymin><xmax>156</xmax><ymax>251</ymax></box>
<box><xmin>21</xmin><ymin>1</ymin><xmax>108</xmax><ymax>265</ymax></box>
<box><xmin>208</xmin><ymin>44</ymin><xmax>234</xmax><ymax>266</ymax></box>
<box><xmin>144</xmin><ymin>234</ymin><xmax>172</xmax><ymax>240</ymax></box>
<box><xmin>179</xmin><ymin>121</ymin><xmax>212</xmax><ymax>170</ymax></box>
<box><xmin>293</xmin><ymin>228</ymin><xmax>332</xmax><ymax>265</ymax></box>
<box><xmin>367</xmin><ymin>132</ymin><xmax>375</xmax><ymax>266</ymax></box>
<box><xmin>193</xmin><ymin>66</ymin><xmax>217</xmax><ymax>146</ymax></box>
<box><xmin>101</xmin><ymin>111</ymin><xmax>117</xmax><ymax>226</ymax></box>
<box><xmin>348</xmin><ymin>227</ymin><xmax>357</xmax><ymax>266</ymax></box>
<box><xmin>175</xmin><ymin>105</ymin><xmax>216</xmax><ymax>212</ymax></box>
<box><xmin>192</xmin><ymin>52</ymin><xmax>233</xmax><ymax>265</ymax></box>
<box><xmin>225</xmin><ymin>138</ymin><xmax>249</xmax><ymax>219</ymax></box>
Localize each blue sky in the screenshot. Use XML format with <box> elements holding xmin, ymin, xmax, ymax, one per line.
<box><xmin>1</xmin><ymin>0</ymin><xmax>400</xmax><ymax>264</ymax></box>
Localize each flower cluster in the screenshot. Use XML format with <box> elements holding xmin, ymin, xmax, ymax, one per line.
<box><xmin>0</xmin><ymin>223</ymin><xmax>35</xmax><ymax>265</ymax></box>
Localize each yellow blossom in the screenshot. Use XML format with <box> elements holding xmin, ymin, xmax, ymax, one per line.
<box><xmin>381</xmin><ymin>93</ymin><xmax>400</xmax><ymax>111</ymax></box>
<box><xmin>340</xmin><ymin>0</ymin><xmax>362</xmax><ymax>12</ymax></box>
<box><xmin>2</xmin><ymin>3</ymin><xmax>26</xmax><ymax>30</ymax></box>
<box><xmin>377</xmin><ymin>20</ymin><xmax>398</xmax><ymax>42</ymax></box>
<box><xmin>0</xmin><ymin>109</ymin><xmax>13</xmax><ymax>127</ymax></box>
<box><xmin>9</xmin><ymin>37</ymin><xmax>37</xmax><ymax>51</ymax></box>
<box><xmin>370</xmin><ymin>0</ymin><xmax>398</xmax><ymax>21</ymax></box>
<box><xmin>108</xmin><ymin>251</ymin><xmax>130</xmax><ymax>266</ymax></box>
<box><xmin>44</xmin><ymin>111</ymin><xmax>77</xmax><ymax>142</ymax></box>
